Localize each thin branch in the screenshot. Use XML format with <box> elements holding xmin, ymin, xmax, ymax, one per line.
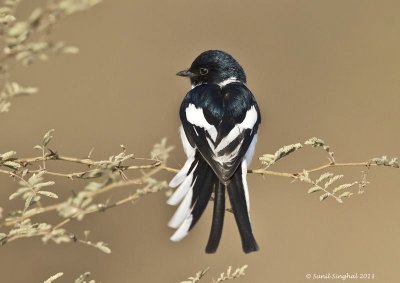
<box><xmin>14</xmin><ymin>154</ymin><xmax>162</xmax><ymax>168</ymax></box>
<box><xmin>2</xmin><ymin>154</ymin><xmax>379</xmax><ymax>181</ymax></box>
<box><xmin>0</xmin><ymin>158</ymin><xmax>384</xmax><ymax>229</ymax></box>
<box><xmin>250</xmin><ymin>162</ymin><xmax>378</xmax><ymax>179</ymax></box>
<box><xmin>1</xmin><ymin>154</ymin><xmax>163</xmax><ymax>180</ymax></box>
<box><xmin>1</xmin><ymin>164</ymin><xmax>165</xmax><ymax>228</ymax></box>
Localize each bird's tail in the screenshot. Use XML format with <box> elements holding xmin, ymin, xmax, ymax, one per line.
<box><xmin>227</xmin><ymin>161</ymin><xmax>259</xmax><ymax>253</ymax></box>
<box><xmin>168</xmin><ymin>153</ymin><xmax>258</xmax><ymax>253</ymax></box>
<box><xmin>168</xmin><ymin>152</ymin><xmax>225</xmax><ymax>253</ymax></box>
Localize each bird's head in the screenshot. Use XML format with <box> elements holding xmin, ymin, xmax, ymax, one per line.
<box><xmin>177</xmin><ymin>50</ymin><xmax>246</xmax><ymax>87</ymax></box>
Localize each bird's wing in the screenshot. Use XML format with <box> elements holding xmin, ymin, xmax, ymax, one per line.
<box><xmin>180</xmin><ymin>83</ymin><xmax>261</xmax><ymax>183</ymax></box>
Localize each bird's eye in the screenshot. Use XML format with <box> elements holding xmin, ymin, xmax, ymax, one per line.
<box><xmin>199</xmin><ymin>68</ymin><xmax>208</xmax><ymax>75</ymax></box>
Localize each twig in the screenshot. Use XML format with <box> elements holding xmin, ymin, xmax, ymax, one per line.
<box><xmin>249</xmin><ymin>162</ymin><xmax>377</xmax><ymax>179</ymax></box>
<box><xmin>0</xmin><ymin>155</ymin><xmax>387</xmax><ymax>228</ymax></box>
<box><xmin>1</xmin><ymin>164</ymin><xmax>165</xmax><ymax>228</ymax></box>
<box><xmin>3</xmin><ymin>154</ymin><xmax>379</xmax><ymax>181</ymax></box>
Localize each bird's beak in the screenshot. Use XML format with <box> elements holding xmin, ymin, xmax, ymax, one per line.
<box><xmin>176</xmin><ymin>69</ymin><xmax>195</xmax><ymax>77</ymax></box>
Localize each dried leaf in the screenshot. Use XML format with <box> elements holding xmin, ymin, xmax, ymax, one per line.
<box><xmin>0</xmin><ymin>150</ymin><xmax>16</xmax><ymax>161</ymax></box>
<box><xmin>214</xmin><ymin>265</ymin><xmax>248</xmax><ymax>282</ymax></box>
<box><xmin>2</xmin><ymin>160</ymin><xmax>20</xmax><ymax>169</ymax></box>
<box><xmin>24</xmin><ymin>193</ymin><xmax>35</xmax><ymax>209</ymax></box>
<box><xmin>316</xmin><ymin>172</ymin><xmax>334</xmax><ymax>184</ymax></box>
<box><xmin>389</xmin><ymin>157</ymin><xmax>399</xmax><ymax>168</ymax></box>
<box><xmin>319</xmin><ymin>193</ymin><xmax>330</xmax><ymax>201</ymax></box>
<box><xmin>62</xmin><ymin>46</ymin><xmax>79</xmax><ymax>54</ymax></box>
<box><xmin>21</xmin><ymin>169</ymin><xmax>28</xmax><ymax>177</ymax></box>
<box><xmin>180</xmin><ymin>267</ymin><xmax>209</xmax><ymax>283</ymax></box>
<box><xmin>151</xmin><ymin>138</ymin><xmax>174</xmax><ymax>161</ymax></box>
<box><xmin>298</xmin><ymin>170</ymin><xmax>311</xmax><ymax>183</ymax></box>
<box><xmin>29</xmin><ymin>8</ymin><xmax>42</xmax><ymax>27</ymax></box>
<box><xmin>74</xmin><ymin>272</ymin><xmax>92</xmax><ymax>283</ymax></box>
<box><xmin>37</xmin><ymin>190</ymin><xmax>58</xmax><ymax>198</ymax></box>
<box><xmin>35</xmin><ymin>181</ymin><xmax>55</xmax><ymax>189</ymax></box>
<box><xmin>8</xmin><ymin>21</ymin><xmax>29</xmax><ymax>37</ymax></box>
<box><xmin>304</xmin><ymin>137</ymin><xmax>325</xmax><ymax>147</ymax></box>
<box><xmin>332</xmin><ymin>182</ymin><xmax>357</xmax><ymax>194</ymax></box>
<box><xmin>42</xmin><ymin>129</ymin><xmax>55</xmax><ymax>147</ymax></box>
<box><xmin>324</xmin><ymin>174</ymin><xmax>343</xmax><ymax>188</ymax></box>
<box><xmin>307</xmin><ymin>186</ymin><xmax>321</xmax><ymax>194</ymax></box>
<box><xmin>44</xmin><ymin>272</ymin><xmax>63</xmax><ymax>283</ymax></box>
<box><xmin>339</xmin><ymin>191</ymin><xmax>353</xmax><ymax>199</ymax></box>
<box><xmin>274</xmin><ymin>143</ymin><xmax>302</xmax><ymax>161</ymax></box>
<box><xmin>259</xmin><ymin>143</ymin><xmax>302</xmax><ymax>167</ymax></box>
<box><xmin>95</xmin><ymin>241</ymin><xmax>111</xmax><ymax>254</ymax></box>
<box><xmin>8</xmin><ymin>187</ymin><xmax>30</xmax><ymax>200</ymax></box>
<box><xmin>28</xmin><ymin>171</ymin><xmax>45</xmax><ymax>185</ymax></box>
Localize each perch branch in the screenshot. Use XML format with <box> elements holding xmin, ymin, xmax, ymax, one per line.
<box><xmin>0</xmin><ymin>135</ymin><xmax>397</xmax><ymax>249</ymax></box>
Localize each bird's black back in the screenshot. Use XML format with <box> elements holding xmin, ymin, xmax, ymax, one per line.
<box><xmin>180</xmin><ymin>82</ymin><xmax>261</xmax><ymax>183</ymax></box>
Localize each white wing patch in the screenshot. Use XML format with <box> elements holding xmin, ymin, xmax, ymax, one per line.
<box><xmin>216</xmin><ymin>140</ymin><xmax>243</xmax><ymax>165</ymax></box>
<box><xmin>215</xmin><ymin>106</ymin><xmax>258</xmax><ymax>152</ymax></box>
<box><xmin>185</xmin><ymin>104</ymin><xmax>217</xmax><ymax>141</ymax></box>
<box><xmin>179</xmin><ymin>125</ymin><xmax>195</xmax><ymax>158</ymax></box>
<box><xmin>186</xmin><ymin>104</ymin><xmax>258</xmax><ymax>168</ymax></box>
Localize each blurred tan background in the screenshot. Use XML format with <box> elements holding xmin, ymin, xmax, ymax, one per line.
<box><xmin>1</xmin><ymin>0</ymin><xmax>400</xmax><ymax>282</ymax></box>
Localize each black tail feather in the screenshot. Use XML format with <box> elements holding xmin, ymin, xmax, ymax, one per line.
<box><xmin>227</xmin><ymin>165</ymin><xmax>259</xmax><ymax>253</ymax></box>
<box><xmin>171</xmin><ymin>152</ymin><xmax>258</xmax><ymax>253</ymax></box>
<box><xmin>206</xmin><ymin>180</ymin><xmax>225</xmax><ymax>253</ymax></box>
<box><xmin>189</xmin><ymin>157</ymin><xmax>214</xmax><ymax>230</ymax></box>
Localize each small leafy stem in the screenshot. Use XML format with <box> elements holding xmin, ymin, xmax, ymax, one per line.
<box><xmin>0</xmin><ymin>131</ymin><xmax>397</xmax><ymax>253</ymax></box>
<box><xmin>256</xmin><ymin>137</ymin><xmax>398</xmax><ymax>203</ymax></box>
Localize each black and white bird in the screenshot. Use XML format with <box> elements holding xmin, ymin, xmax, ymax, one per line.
<box><xmin>168</xmin><ymin>50</ymin><xmax>261</xmax><ymax>253</ymax></box>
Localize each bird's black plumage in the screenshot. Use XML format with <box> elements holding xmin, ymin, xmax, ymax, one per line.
<box><xmin>180</xmin><ymin>82</ymin><xmax>260</xmax><ymax>182</ymax></box>
<box><xmin>168</xmin><ymin>50</ymin><xmax>261</xmax><ymax>253</ymax></box>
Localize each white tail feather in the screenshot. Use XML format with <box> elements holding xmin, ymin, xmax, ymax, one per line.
<box><xmin>167</xmin><ymin>173</ymin><xmax>196</xmax><ymax>206</ymax></box>
<box><xmin>241</xmin><ymin>160</ymin><xmax>250</xmax><ymax>212</ymax></box>
<box><xmin>170</xmin><ymin>215</ymin><xmax>193</xmax><ymax>242</ymax></box>
<box><xmin>168</xmin><ymin>188</ymin><xmax>193</xmax><ymax>229</ymax></box>
<box><xmin>169</xmin><ymin>156</ymin><xmax>195</xmax><ymax>188</ymax></box>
